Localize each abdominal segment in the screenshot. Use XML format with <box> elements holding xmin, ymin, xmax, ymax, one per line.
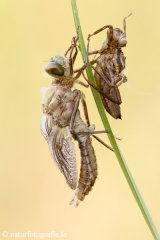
<box><xmin>70</xmin><ymin>112</ymin><xmax>97</xmax><ymax>205</ymax></box>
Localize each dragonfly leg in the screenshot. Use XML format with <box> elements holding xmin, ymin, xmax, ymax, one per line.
<box><xmin>81</xmin><ymin>97</ymin><xmax>113</xmax><ymax>152</ymax></box>
<box><xmin>69</xmin><ymin>93</ymin><xmax>121</xmax><ymax>141</ymax></box>
<box><xmin>65</xmin><ymin>36</ymin><xmax>79</xmax><ymax>75</ymax></box>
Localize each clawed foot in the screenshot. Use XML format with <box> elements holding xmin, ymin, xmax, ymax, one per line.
<box><xmin>122</xmin><ymin>75</ymin><xmax>128</xmax><ymax>83</ymax></box>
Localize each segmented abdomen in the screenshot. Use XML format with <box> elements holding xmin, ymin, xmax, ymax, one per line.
<box><xmin>71</xmin><ymin>111</ymin><xmax>97</xmax><ymax>202</ymax></box>
<box><xmin>95</xmin><ymin>64</ymin><xmax>121</xmax><ymax>119</ymax></box>
<box><xmin>76</xmin><ymin>135</ymin><xmax>97</xmax><ymax>200</ymax></box>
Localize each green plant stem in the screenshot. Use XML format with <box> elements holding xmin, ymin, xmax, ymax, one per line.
<box><xmin>71</xmin><ymin>0</ymin><xmax>160</xmax><ymax>239</ymax></box>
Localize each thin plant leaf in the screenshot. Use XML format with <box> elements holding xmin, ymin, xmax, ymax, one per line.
<box><xmin>70</xmin><ymin>0</ymin><xmax>160</xmax><ymax>239</ymax></box>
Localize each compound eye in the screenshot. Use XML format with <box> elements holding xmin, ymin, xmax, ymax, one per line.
<box><xmin>44</xmin><ymin>61</ymin><xmax>64</xmax><ymax>77</ymax></box>
<box><xmin>119</xmin><ymin>37</ymin><xmax>127</xmax><ymax>47</ymax></box>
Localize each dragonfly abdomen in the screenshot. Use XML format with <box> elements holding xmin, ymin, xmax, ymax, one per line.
<box><xmin>76</xmin><ymin>135</ymin><xmax>97</xmax><ymax>201</ymax></box>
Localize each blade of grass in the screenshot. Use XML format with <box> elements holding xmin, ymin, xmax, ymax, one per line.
<box><xmin>70</xmin><ymin>0</ymin><xmax>160</xmax><ymax>239</ymax></box>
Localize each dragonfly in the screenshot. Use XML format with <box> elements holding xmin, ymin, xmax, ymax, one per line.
<box><xmin>40</xmin><ymin>37</ymin><xmax>119</xmax><ymax>207</ymax></box>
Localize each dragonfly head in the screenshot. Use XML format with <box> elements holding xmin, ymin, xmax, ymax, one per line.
<box><xmin>109</xmin><ymin>28</ymin><xmax>127</xmax><ymax>48</ymax></box>
<box><xmin>44</xmin><ymin>56</ymin><xmax>73</xmax><ymax>86</ymax></box>
<box><xmin>44</xmin><ymin>58</ymin><xmax>64</xmax><ymax>78</ymax></box>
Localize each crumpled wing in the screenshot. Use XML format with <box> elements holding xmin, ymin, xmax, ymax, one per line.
<box><xmin>40</xmin><ymin>114</ymin><xmax>77</xmax><ymax>190</ymax></box>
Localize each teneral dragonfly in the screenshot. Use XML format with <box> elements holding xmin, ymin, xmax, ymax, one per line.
<box><xmin>40</xmin><ymin>37</ymin><xmax>114</xmax><ymax>207</ymax></box>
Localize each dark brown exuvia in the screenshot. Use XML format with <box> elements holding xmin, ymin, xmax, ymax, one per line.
<box><xmin>85</xmin><ymin>13</ymin><xmax>132</xmax><ymax>119</ymax></box>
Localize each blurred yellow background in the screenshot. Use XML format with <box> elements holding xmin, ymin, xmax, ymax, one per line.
<box><xmin>0</xmin><ymin>0</ymin><xmax>160</xmax><ymax>239</ymax></box>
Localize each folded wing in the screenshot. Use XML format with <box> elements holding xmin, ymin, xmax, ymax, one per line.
<box><xmin>41</xmin><ymin>114</ymin><xmax>77</xmax><ymax>189</ymax></box>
